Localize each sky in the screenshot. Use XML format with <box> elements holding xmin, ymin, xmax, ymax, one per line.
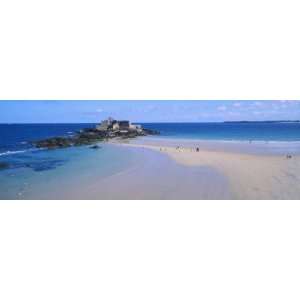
<box><xmin>0</xmin><ymin>100</ymin><xmax>300</xmax><ymax>123</ymax></box>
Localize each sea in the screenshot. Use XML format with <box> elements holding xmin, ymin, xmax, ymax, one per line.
<box><xmin>140</xmin><ymin>122</ymin><xmax>300</xmax><ymax>141</ymax></box>
<box><xmin>1</xmin><ymin>122</ymin><xmax>300</xmax><ymax>199</ymax></box>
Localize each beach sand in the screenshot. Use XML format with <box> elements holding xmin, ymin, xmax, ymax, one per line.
<box><xmin>54</xmin><ymin>146</ymin><xmax>232</xmax><ymax>200</ymax></box>
<box><xmin>110</xmin><ymin>138</ymin><xmax>300</xmax><ymax>200</ymax></box>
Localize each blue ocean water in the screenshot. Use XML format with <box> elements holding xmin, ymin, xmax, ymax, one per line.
<box><xmin>141</xmin><ymin>122</ymin><xmax>300</xmax><ymax>141</ymax></box>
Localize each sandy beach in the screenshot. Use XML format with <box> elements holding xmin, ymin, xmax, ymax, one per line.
<box><xmin>1</xmin><ymin>135</ymin><xmax>299</xmax><ymax>200</ymax></box>
<box><xmin>51</xmin><ymin>145</ymin><xmax>232</xmax><ymax>200</ymax></box>
<box><xmin>110</xmin><ymin>138</ymin><xmax>300</xmax><ymax>200</ymax></box>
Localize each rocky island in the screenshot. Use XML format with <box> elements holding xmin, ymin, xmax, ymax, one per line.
<box><xmin>33</xmin><ymin>118</ymin><xmax>159</xmax><ymax>149</ymax></box>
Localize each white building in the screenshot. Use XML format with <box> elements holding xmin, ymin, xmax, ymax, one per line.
<box><xmin>112</xmin><ymin>122</ymin><xmax>119</xmax><ymax>131</ymax></box>
<box><xmin>130</xmin><ymin>124</ymin><xmax>142</xmax><ymax>132</ymax></box>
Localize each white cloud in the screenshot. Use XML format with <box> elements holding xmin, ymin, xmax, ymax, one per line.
<box><xmin>254</xmin><ymin>101</ymin><xmax>263</xmax><ymax>107</ymax></box>
<box><xmin>96</xmin><ymin>108</ymin><xmax>103</xmax><ymax>113</ymax></box>
<box><xmin>233</xmin><ymin>102</ymin><xmax>242</xmax><ymax>107</ymax></box>
<box><xmin>217</xmin><ymin>105</ymin><xmax>227</xmax><ymax>111</ymax></box>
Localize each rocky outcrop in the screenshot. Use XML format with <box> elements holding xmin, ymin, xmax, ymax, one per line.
<box><xmin>142</xmin><ymin>128</ymin><xmax>160</xmax><ymax>135</ymax></box>
<box><xmin>89</xmin><ymin>145</ymin><xmax>101</xmax><ymax>149</ymax></box>
<box><xmin>0</xmin><ymin>162</ymin><xmax>9</xmax><ymax>170</ymax></box>
<box><xmin>33</xmin><ymin>131</ymin><xmax>106</xmax><ymax>149</ymax></box>
<box><xmin>32</xmin><ymin>123</ymin><xmax>159</xmax><ymax>150</ymax></box>
<box><xmin>34</xmin><ymin>137</ymin><xmax>74</xmax><ymax>149</ymax></box>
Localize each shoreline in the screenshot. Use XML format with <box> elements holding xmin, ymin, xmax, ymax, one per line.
<box><xmin>138</xmin><ymin>135</ymin><xmax>300</xmax><ymax>143</ymax></box>
<box><xmin>125</xmin><ymin>136</ymin><xmax>300</xmax><ymax>156</ymax></box>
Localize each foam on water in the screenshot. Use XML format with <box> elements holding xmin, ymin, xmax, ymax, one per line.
<box><xmin>0</xmin><ymin>148</ymin><xmax>41</xmax><ymax>156</ymax></box>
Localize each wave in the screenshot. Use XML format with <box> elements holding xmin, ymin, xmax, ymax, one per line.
<box><xmin>0</xmin><ymin>148</ymin><xmax>40</xmax><ymax>157</ymax></box>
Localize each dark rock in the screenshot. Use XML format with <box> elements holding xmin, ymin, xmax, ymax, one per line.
<box><xmin>142</xmin><ymin>128</ymin><xmax>160</xmax><ymax>135</ymax></box>
<box><xmin>0</xmin><ymin>162</ymin><xmax>9</xmax><ymax>170</ymax></box>
<box><xmin>33</xmin><ymin>137</ymin><xmax>73</xmax><ymax>149</ymax></box>
<box><xmin>31</xmin><ymin>121</ymin><xmax>160</xmax><ymax>150</ymax></box>
<box><xmin>89</xmin><ymin>145</ymin><xmax>101</xmax><ymax>149</ymax></box>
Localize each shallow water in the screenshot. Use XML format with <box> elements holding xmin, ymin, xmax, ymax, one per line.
<box><xmin>0</xmin><ymin>143</ymin><xmax>231</xmax><ymax>199</ymax></box>
<box><xmin>0</xmin><ymin>144</ymin><xmax>138</xmax><ymax>199</ymax></box>
<box><xmin>42</xmin><ymin>146</ymin><xmax>231</xmax><ymax>200</ymax></box>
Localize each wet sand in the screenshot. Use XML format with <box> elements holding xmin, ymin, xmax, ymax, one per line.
<box><xmin>56</xmin><ymin>146</ymin><xmax>231</xmax><ymax>200</ymax></box>
<box><xmin>0</xmin><ymin>143</ymin><xmax>231</xmax><ymax>200</ymax></box>
<box><xmin>111</xmin><ymin>138</ymin><xmax>300</xmax><ymax>200</ymax></box>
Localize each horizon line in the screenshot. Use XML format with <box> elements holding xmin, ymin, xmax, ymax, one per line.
<box><xmin>1</xmin><ymin>119</ymin><xmax>300</xmax><ymax>125</ymax></box>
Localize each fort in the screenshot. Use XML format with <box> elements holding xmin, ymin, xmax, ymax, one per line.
<box><xmin>33</xmin><ymin>118</ymin><xmax>159</xmax><ymax>149</ymax></box>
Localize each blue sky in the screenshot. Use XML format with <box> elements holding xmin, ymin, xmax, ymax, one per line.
<box><xmin>0</xmin><ymin>100</ymin><xmax>299</xmax><ymax>123</ymax></box>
